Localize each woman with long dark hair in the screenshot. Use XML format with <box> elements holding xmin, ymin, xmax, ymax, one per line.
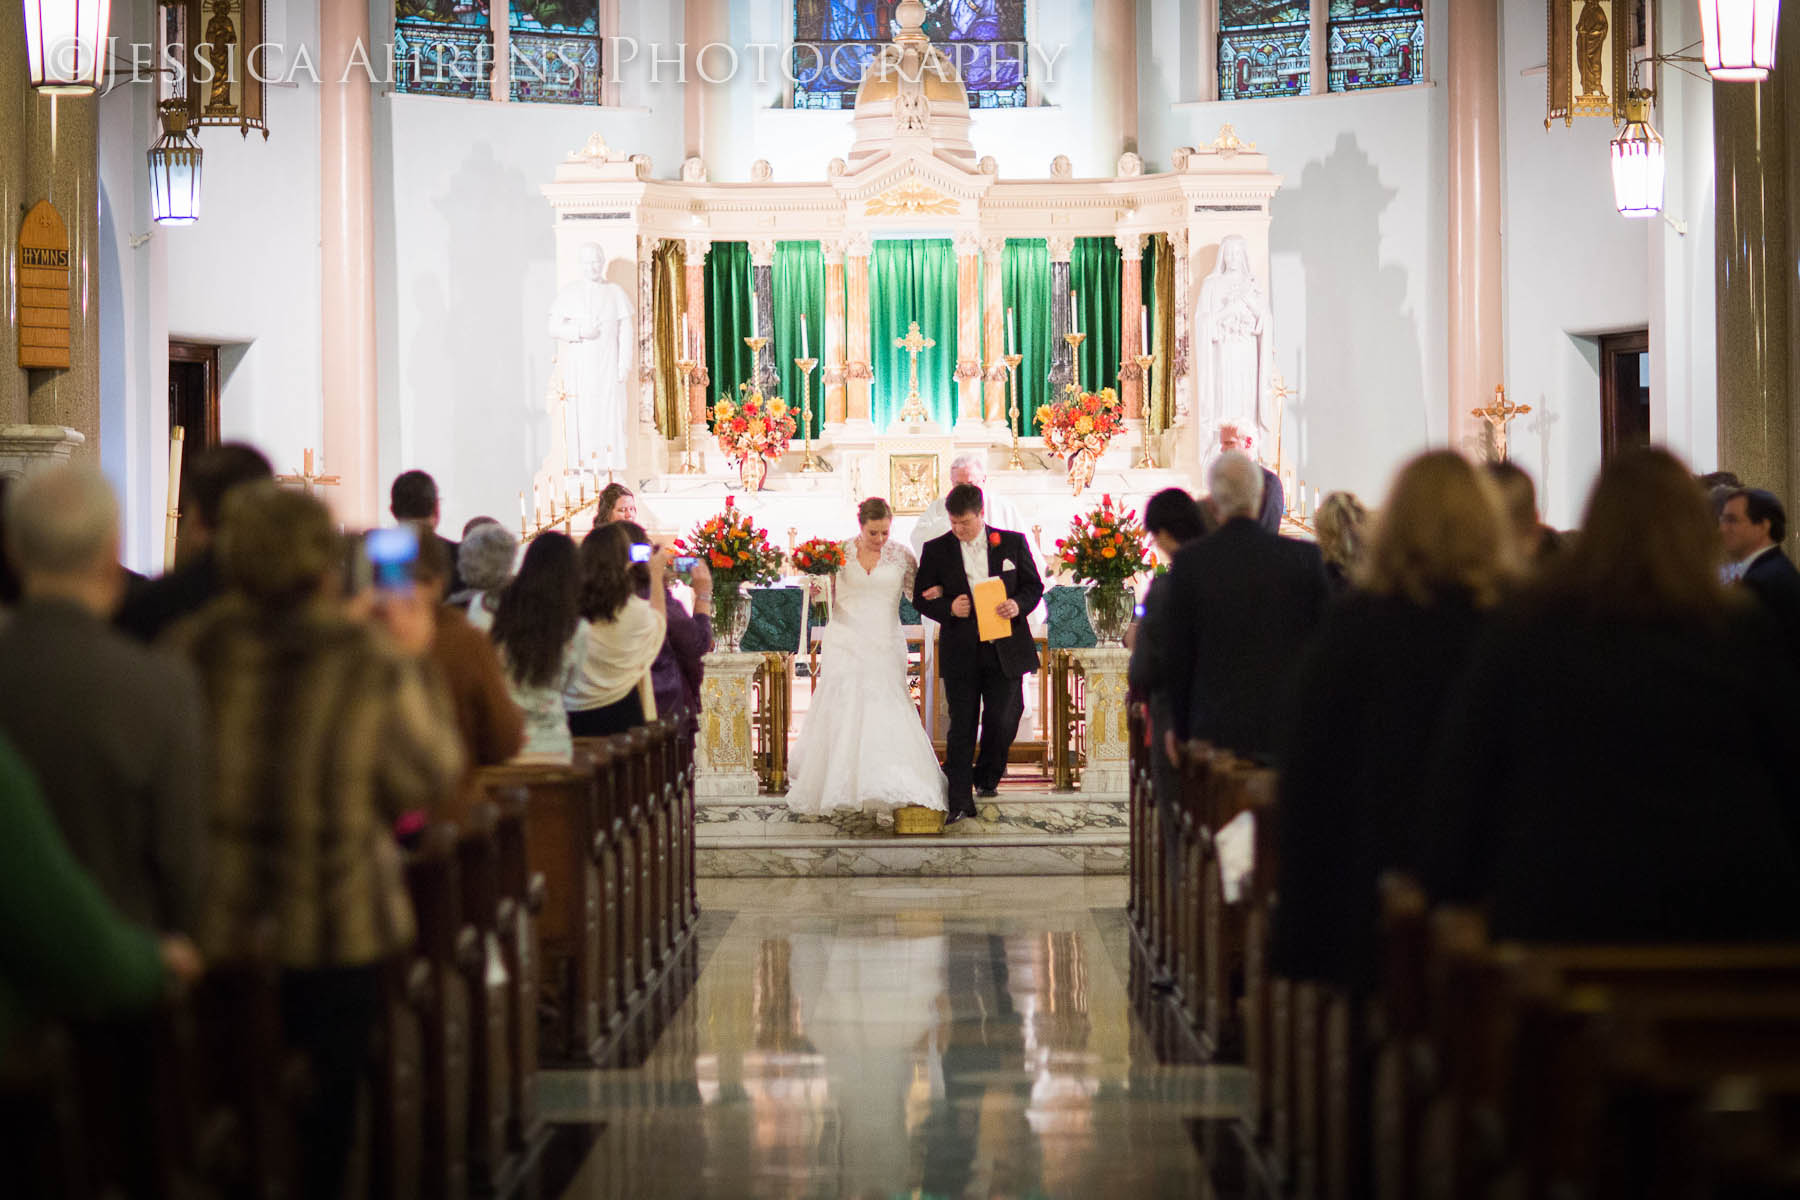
<box><xmin>565</xmin><ymin>523</ymin><xmax>668</xmax><ymax>737</ymax></box>
<box><xmin>613</xmin><ymin>520</ymin><xmax>712</xmax><ymax>753</ymax></box>
<box><xmin>490</xmin><ymin>531</ymin><xmax>587</xmax><ymax>762</ymax></box>
<box><xmin>1425</xmin><ymin>447</ymin><xmax>1800</xmax><ymax>942</ymax></box>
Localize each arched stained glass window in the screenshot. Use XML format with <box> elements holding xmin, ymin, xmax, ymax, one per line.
<box><xmin>510</xmin><ymin>0</ymin><xmax>602</xmax><ymax>104</ymax></box>
<box><xmin>793</xmin><ymin>0</ymin><xmax>1028</xmax><ymax>111</ymax></box>
<box><xmin>1218</xmin><ymin>2</ymin><xmax>1312</xmax><ymax>100</ymax></box>
<box><xmin>394</xmin><ymin>0</ymin><xmax>494</xmax><ymax>99</ymax></box>
<box><xmin>1328</xmin><ymin>0</ymin><xmax>1425</xmax><ymax>92</ymax></box>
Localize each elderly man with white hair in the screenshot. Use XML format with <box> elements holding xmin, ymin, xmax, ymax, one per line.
<box><xmin>0</xmin><ymin>465</ymin><xmax>209</xmax><ymax>934</ymax></box>
<box><xmin>1159</xmin><ymin>451</ymin><xmax>1327</xmax><ymax>762</ymax></box>
<box><xmin>909</xmin><ymin>452</ymin><xmax>1025</xmax><ymax>556</ymax></box>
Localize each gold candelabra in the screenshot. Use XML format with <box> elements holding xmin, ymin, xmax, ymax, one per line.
<box><xmin>1003</xmin><ymin>352</ymin><xmax>1025</xmax><ymax>470</ymax></box>
<box><xmin>793</xmin><ymin>355</ymin><xmax>820</xmax><ymax>472</ymax></box>
<box><xmin>1131</xmin><ymin>352</ymin><xmax>1158</xmax><ymax>469</ymax></box>
<box><xmin>674</xmin><ymin>356</ymin><xmax>702</xmax><ymax>473</ymax></box>
<box><xmin>1063</xmin><ymin>331</ymin><xmax>1087</xmax><ymax>394</ymax></box>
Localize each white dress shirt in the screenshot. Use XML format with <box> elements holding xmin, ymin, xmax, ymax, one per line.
<box><xmin>960</xmin><ymin>527</ymin><xmax>990</xmax><ymax>585</ymax></box>
<box><xmin>910</xmin><ymin>492</ymin><xmax>1025</xmax><ymax>556</ymax></box>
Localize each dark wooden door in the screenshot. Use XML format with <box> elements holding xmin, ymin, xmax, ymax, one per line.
<box><xmin>1600</xmin><ymin>330</ymin><xmax>1650</xmax><ymax>461</ymax></box>
<box><xmin>168</xmin><ymin>341</ymin><xmax>220</xmax><ymax>504</ymax></box>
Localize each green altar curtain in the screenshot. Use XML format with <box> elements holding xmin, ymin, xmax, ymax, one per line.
<box><xmin>1072</xmin><ymin>236</ymin><xmax>1121</xmax><ymax>395</ymax></box>
<box><xmin>869</xmin><ymin>239</ymin><xmax>959</xmax><ymax>429</ymax></box>
<box><xmin>649</xmin><ymin>239</ymin><xmax>685</xmax><ymax>437</ymax></box>
<box><xmin>1001</xmin><ymin>238</ymin><xmax>1051</xmax><ymax>437</ymax></box>
<box><xmin>703</xmin><ymin>241</ymin><xmax>753</xmax><ymax>429</ymax></box>
<box><xmin>773</xmin><ymin>241</ymin><xmax>826</xmax><ymax>435</ymax></box>
<box><xmin>1145</xmin><ymin>232</ymin><xmax>1176</xmax><ymax>432</ymax></box>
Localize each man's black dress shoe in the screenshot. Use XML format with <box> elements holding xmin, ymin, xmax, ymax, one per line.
<box><xmin>976</xmin><ymin>787</ymin><xmax>998</xmax><ymax>799</ymax></box>
<box><xmin>944</xmin><ymin>811</ymin><xmax>967</xmax><ymax>826</ymax></box>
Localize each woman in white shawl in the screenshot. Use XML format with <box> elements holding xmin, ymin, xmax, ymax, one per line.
<box><xmin>565</xmin><ymin>523</ymin><xmax>668</xmax><ymax>737</ymax></box>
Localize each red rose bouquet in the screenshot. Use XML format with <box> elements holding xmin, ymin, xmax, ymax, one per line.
<box><xmin>791</xmin><ymin>536</ymin><xmax>846</xmax><ymax>627</ymax></box>
<box><xmin>676</xmin><ymin>495</ymin><xmax>785</xmax><ymax>588</ymax></box>
<box><xmin>1055</xmin><ymin>493</ymin><xmax>1153</xmax><ymax>588</ymax></box>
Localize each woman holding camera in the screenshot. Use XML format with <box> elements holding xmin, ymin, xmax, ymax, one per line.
<box><xmin>566</xmin><ymin>523</ymin><xmax>669</xmax><ymax>737</ymax></box>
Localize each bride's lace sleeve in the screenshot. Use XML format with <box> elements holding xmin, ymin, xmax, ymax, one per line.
<box><xmin>895</xmin><ymin>542</ymin><xmax>919</xmax><ymax>596</ymax></box>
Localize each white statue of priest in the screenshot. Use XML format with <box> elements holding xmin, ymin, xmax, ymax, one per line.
<box><xmin>548</xmin><ymin>243</ymin><xmax>634</xmax><ymax>471</ymax></box>
<box><xmin>1197</xmin><ymin>234</ymin><xmax>1275</xmax><ymax>458</ymax></box>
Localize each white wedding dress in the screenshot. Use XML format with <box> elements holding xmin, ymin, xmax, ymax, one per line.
<box><xmin>786</xmin><ymin>537</ymin><xmax>948</xmax><ymax>816</ymax></box>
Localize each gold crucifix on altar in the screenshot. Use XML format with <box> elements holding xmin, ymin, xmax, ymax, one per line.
<box><xmin>276</xmin><ymin>448</ymin><xmax>342</xmax><ymax>495</ymax></box>
<box><xmin>893</xmin><ymin>321</ymin><xmax>935</xmax><ymax>426</ymax></box>
<box><xmin>1471</xmin><ymin>386</ymin><xmax>1532</xmax><ymax>463</ymax></box>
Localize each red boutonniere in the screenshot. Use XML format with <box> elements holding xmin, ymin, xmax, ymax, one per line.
<box><xmin>988</xmin><ymin>531</ymin><xmax>1002</xmax><ymax>547</ymax></box>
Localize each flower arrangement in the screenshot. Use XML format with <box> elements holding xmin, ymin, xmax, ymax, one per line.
<box><xmin>1055</xmin><ymin>494</ymin><xmax>1153</xmax><ymax>588</ymax></box>
<box><xmin>676</xmin><ymin>495</ymin><xmax>785</xmax><ymax>587</ymax></box>
<box><xmin>712</xmin><ymin>385</ymin><xmax>797</xmax><ymax>490</ymax></box>
<box><xmin>1035</xmin><ymin>387</ymin><xmax>1125</xmax><ymax>495</ymax></box>
<box><xmin>791</xmin><ymin>536</ymin><xmax>846</xmax><ymax>628</ymax></box>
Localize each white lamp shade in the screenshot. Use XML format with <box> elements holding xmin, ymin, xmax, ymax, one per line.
<box><xmin>149</xmin><ymin>145</ymin><xmax>203</xmax><ymax>226</ymax></box>
<box><xmin>1699</xmin><ymin>0</ymin><xmax>1782</xmax><ymax>82</ymax></box>
<box><xmin>1611</xmin><ymin>120</ymin><xmax>1666</xmax><ymax>218</ymax></box>
<box><xmin>23</xmin><ymin>0</ymin><xmax>113</xmax><ymax>93</ymax></box>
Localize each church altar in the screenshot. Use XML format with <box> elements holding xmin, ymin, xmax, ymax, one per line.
<box><xmin>526</xmin><ymin>1</ymin><xmax>1289</xmax><ymax>546</ymax></box>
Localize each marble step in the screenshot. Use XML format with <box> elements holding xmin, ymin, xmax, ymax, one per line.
<box><xmin>696</xmin><ymin>790</ymin><xmax>1127</xmax><ymax>841</ymax></box>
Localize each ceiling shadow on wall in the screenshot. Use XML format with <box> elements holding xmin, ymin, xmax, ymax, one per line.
<box><xmin>415</xmin><ymin>140</ymin><xmax>549</xmax><ymax>524</ymax></box>
<box><xmin>1269</xmin><ymin>132</ymin><xmax>1427</xmax><ymax>499</ymax></box>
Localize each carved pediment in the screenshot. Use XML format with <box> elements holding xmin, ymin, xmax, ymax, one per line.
<box><xmin>865</xmin><ymin>178</ymin><xmax>960</xmax><ymax>217</ymax></box>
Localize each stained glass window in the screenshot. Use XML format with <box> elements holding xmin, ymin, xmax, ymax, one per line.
<box><xmin>1327</xmin><ymin>0</ymin><xmax>1425</xmax><ymax>92</ymax></box>
<box><xmin>510</xmin><ymin>0</ymin><xmax>601</xmax><ymax>105</ymax></box>
<box><xmin>394</xmin><ymin>0</ymin><xmax>493</xmax><ymax>99</ymax></box>
<box><xmin>1218</xmin><ymin>2</ymin><xmax>1311</xmax><ymax>100</ymax></box>
<box><xmin>792</xmin><ymin>0</ymin><xmax>1028</xmax><ymax>111</ymax></box>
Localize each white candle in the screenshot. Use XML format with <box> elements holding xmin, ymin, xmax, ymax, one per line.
<box><xmin>1007</xmin><ymin>307</ymin><xmax>1016</xmax><ymax>354</ymax></box>
<box><xmin>1141</xmin><ymin>306</ymin><xmax>1150</xmax><ymax>354</ymax></box>
<box><xmin>1070</xmin><ymin>291</ymin><xmax>1079</xmax><ymax>334</ymax></box>
<box><xmin>682</xmin><ymin>312</ymin><xmax>691</xmax><ymax>358</ymax></box>
<box><xmin>519</xmin><ymin>491</ymin><xmax>526</xmax><ymax>523</ymax></box>
<box><xmin>801</xmin><ymin>312</ymin><xmax>809</xmax><ymax>360</ymax></box>
<box><xmin>749</xmin><ymin>286</ymin><xmax>759</xmax><ymax>334</ymax></box>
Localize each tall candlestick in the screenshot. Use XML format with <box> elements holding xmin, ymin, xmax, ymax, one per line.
<box><xmin>1007</xmin><ymin>306</ymin><xmax>1016</xmax><ymax>354</ymax></box>
<box><xmin>800</xmin><ymin>312</ymin><xmax>809</xmax><ymax>360</ymax></box>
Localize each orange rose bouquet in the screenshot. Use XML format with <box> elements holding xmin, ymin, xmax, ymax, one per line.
<box><xmin>1055</xmin><ymin>493</ymin><xmax>1153</xmax><ymax>588</ymax></box>
<box><xmin>791</xmin><ymin>536</ymin><xmax>846</xmax><ymax>627</ymax></box>
<box><xmin>676</xmin><ymin>494</ymin><xmax>785</xmax><ymax>588</ymax></box>
<box><xmin>1035</xmin><ymin>387</ymin><xmax>1124</xmax><ymax>495</ymax></box>
<box><xmin>712</xmin><ymin>387</ymin><xmax>797</xmax><ymax>490</ymax></box>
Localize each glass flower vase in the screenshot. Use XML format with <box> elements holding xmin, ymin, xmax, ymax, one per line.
<box><xmin>714</xmin><ymin>583</ymin><xmax>752</xmax><ymax>652</ymax></box>
<box><xmin>1085</xmin><ymin>581</ymin><xmax>1134</xmax><ymax>647</ymax></box>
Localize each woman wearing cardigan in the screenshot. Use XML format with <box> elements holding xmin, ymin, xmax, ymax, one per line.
<box><xmin>566</xmin><ymin>523</ymin><xmax>669</xmax><ymax>737</ymax></box>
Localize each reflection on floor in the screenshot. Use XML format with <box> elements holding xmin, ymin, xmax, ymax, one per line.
<box><xmin>543</xmin><ymin>876</ymin><xmax>1247</xmax><ymax>1198</ymax></box>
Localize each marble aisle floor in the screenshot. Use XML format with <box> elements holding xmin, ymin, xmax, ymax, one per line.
<box><xmin>543</xmin><ymin>877</ymin><xmax>1247</xmax><ymax>1199</ymax></box>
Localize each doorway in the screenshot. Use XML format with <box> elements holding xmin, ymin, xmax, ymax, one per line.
<box><xmin>1599</xmin><ymin>330</ymin><xmax>1650</xmax><ymax>461</ymax></box>
<box><xmin>168</xmin><ymin>341</ymin><xmax>220</xmax><ymax>504</ymax></box>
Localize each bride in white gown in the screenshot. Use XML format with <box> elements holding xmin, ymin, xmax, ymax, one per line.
<box><xmin>787</xmin><ymin>498</ymin><xmax>949</xmax><ymax>816</ymax></box>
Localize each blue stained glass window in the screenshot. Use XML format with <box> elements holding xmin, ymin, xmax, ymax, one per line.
<box><xmin>510</xmin><ymin>0</ymin><xmax>601</xmax><ymax>105</ymax></box>
<box><xmin>1218</xmin><ymin>2</ymin><xmax>1311</xmax><ymax>100</ymax></box>
<box><xmin>394</xmin><ymin>1</ymin><xmax>493</xmax><ymax>99</ymax></box>
<box><xmin>1328</xmin><ymin>0</ymin><xmax>1425</xmax><ymax>92</ymax></box>
<box><xmin>792</xmin><ymin>0</ymin><xmax>1028</xmax><ymax>111</ymax></box>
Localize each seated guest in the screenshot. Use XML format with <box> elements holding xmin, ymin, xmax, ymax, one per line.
<box><xmin>413</xmin><ymin>534</ymin><xmax>523</xmax><ymax>770</ymax></box>
<box><xmin>566</xmin><ymin>524</ymin><xmax>669</xmax><ymax>737</ymax></box>
<box><xmin>390</xmin><ymin>468</ymin><xmax>464</xmax><ymax>597</ymax></box>
<box><xmin>115</xmin><ymin>442</ymin><xmax>272</xmax><ymax>641</ymax></box>
<box><xmin>489</xmin><ymin>532</ymin><xmax>588</xmax><ymax>763</ymax></box>
<box><xmin>0</xmin><ymin>466</ymin><xmax>207</xmax><ymax>933</ymax></box>
<box><xmin>1273</xmin><ymin>453</ymin><xmax>1515</xmax><ymax>990</ymax></box>
<box><xmin>596</xmin><ymin>482</ymin><xmax>638</xmax><ymax>526</ymax></box>
<box><xmin>168</xmin><ymin>482</ymin><xmax>464</xmax><ymax>1198</ymax></box>
<box><xmin>1212</xmin><ymin>424</ymin><xmax>1285</xmax><ymax>532</ymax></box>
<box><xmin>909</xmin><ymin>454</ymin><xmax>1024</xmax><ymax>556</ymax></box>
<box><xmin>1162</xmin><ymin>452</ymin><xmax>1328</xmax><ymax>761</ymax></box>
<box><xmin>450</xmin><ymin>521</ymin><xmax>518</xmax><ymax>632</ymax></box>
<box><xmin>1720</xmin><ymin>487</ymin><xmax>1800</xmax><ymax>666</ymax></box>
<box><xmin>0</xmin><ymin>733</ymin><xmax>203</xmax><ymax>1060</ymax></box>
<box><xmin>1313</xmin><ymin>491</ymin><xmax>1369</xmax><ymax>595</ymax></box>
<box><xmin>1425</xmin><ymin>448</ymin><xmax>1800</xmax><ymax>942</ymax></box>
<box><xmin>616</xmin><ymin>520</ymin><xmax>712</xmax><ymax>754</ymax></box>
<box><xmin>1486</xmin><ymin>460</ymin><xmax>1563</xmax><ymax>567</ymax></box>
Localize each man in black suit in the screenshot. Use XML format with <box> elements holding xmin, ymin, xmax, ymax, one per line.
<box><xmin>391</xmin><ymin>469</ymin><xmax>465</xmax><ymax>598</ymax></box>
<box><xmin>1164</xmin><ymin>451</ymin><xmax>1328</xmax><ymax>763</ymax></box>
<box><xmin>116</xmin><ymin>442</ymin><xmax>272</xmax><ymax>642</ymax></box>
<box><xmin>1721</xmin><ymin>487</ymin><xmax>1800</xmax><ymax>667</ymax></box>
<box><xmin>913</xmin><ymin>484</ymin><xmax>1045</xmax><ymax>823</ymax></box>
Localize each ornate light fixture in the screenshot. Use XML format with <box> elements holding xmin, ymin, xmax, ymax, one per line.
<box><xmin>23</xmin><ymin>0</ymin><xmax>114</xmax><ymax>93</ymax></box>
<box><xmin>1698</xmin><ymin>0</ymin><xmax>1782</xmax><ymax>82</ymax></box>
<box><xmin>1610</xmin><ymin>91</ymin><xmax>1666</xmax><ymax>217</ymax></box>
<box><xmin>148</xmin><ymin>100</ymin><xmax>204</xmax><ymax>225</ymax></box>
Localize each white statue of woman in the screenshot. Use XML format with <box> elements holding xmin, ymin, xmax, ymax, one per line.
<box><xmin>1197</xmin><ymin>234</ymin><xmax>1274</xmax><ymax>452</ymax></box>
<box><xmin>547</xmin><ymin>243</ymin><xmax>634</xmax><ymax>472</ymax></box>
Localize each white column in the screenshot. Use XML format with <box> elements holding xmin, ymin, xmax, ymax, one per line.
<box><xmin>696</xmin><ymin>652</ymin><xmax>763</xmax><ymax>799</ymax></box>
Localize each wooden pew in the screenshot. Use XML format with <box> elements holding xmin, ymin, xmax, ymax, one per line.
<box><xmin>404</xmin><ymin>823</ymin><xmax>473</xmax><ymax>1200</ymax></box>
<box><xmin>371</xmin><ymin>947</ymin><xmax>431</xmax><ymax>1200</ymax></box>
<box><xmin>573</xmin><ymin>738</ymin><xmax>635</xmax><ymax>1027</ymax></box>
<box><xmin>489</xmin><ymin>785</ymin><xmax>545</xmax><ymax>1149</ymax></box>
<box><xmin>454</xmin><ymin>804</ymin><xmax>515</xmax><ymax>1192</ymax></box>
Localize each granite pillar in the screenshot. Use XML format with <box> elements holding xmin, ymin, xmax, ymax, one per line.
<box><xmin>321</xmin><ymin>0</ymin><xmax>380</xmax><ymax>524</ymax></box>
<box><xmin>1048</xmin><ymin>237</ymin><xmax>1074</xmax><ymax>395</ymax></box>
<box><xmin>1118</xmin><ymin>234</ymin><xmax>1145</xmax><ymax>421</ymax></box>
<box><xmin>981</xmin><ymin>239</ymin><xmax>1007</xmax><ymax>424</ymax></box>
<box><xmin>953</xmin><ymin>235</ymin><xmax>982</xmax><ymax>426</ymax></box>
<box><xmin>845</xmin><ymin>239</ymin><xmax>873</xmax><ymax>425</ymax></box>
<box><xmin>823</xmin><ymin>239</ymin><xmax>848</xmax><ymax>424</ymax></box>
<box><xmin>683</xmin><ymin>239</ymin><xmax>710</xmax><ymax>422</ymax></box>
<box><xmin>1447</xmin><ymin>0</ymin><xmax>1504</xmax><ymax>452</ymax></box>
<box><xmin>750</xmin><ymin>239</ymin><xmax>777</xmax><ymax>393</ymax></box>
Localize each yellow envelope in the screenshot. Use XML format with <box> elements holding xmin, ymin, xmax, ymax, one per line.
<box><xmin>972</xmin><ymin>577</ymin><xmax>1010</xmax><ymax>642</ymax></box>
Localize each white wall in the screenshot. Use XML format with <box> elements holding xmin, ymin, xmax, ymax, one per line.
<box><xmin>1140</xmin><ymin>0</ymin><xmax>1452</xmax><ymax>510</ymax></box>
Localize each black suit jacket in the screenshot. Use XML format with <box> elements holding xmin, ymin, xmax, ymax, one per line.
<box><xmin>1258</xmin><ymin>467</ymin><xmax>1286</xmax><ymax>533</ymax></box>
<box><xmin>116</xmin><ymin>548</ymin><xmax>222</xmax><ymax>643</ymax></box>
<box><xmin>1742</xmin><ymin>546</ymin><xmax>1800</xmax><ymax>669</ymax></box>
<box><xmin>913</xmin><ymin>527</ymin><xmax>1044</xmax><ymax>679</ymax></box>
<box><xmin>1162</xmin><ymin>517</ymin><xmax>1328</xmax><ymax>759</ymax></box>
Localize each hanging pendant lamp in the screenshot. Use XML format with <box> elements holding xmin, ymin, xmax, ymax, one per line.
<box><xmin>1611</xmin><ymin>91</ymin><xmax>1666</xmax><ymax>218</ymax></box>
<box><xmin>148</xmin><ymin>100</ymin><xmax>204</xmax><ymax>225</ymax></box>
<box><xmin>23</xmin><ymin>0</ymin><xmax>114</xmax><ymax>93</ymax></box>
<box><xmin>1698</xmin><ymin>0</ymin><xmax>1782</xmax><ymax>82</ymax></box>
